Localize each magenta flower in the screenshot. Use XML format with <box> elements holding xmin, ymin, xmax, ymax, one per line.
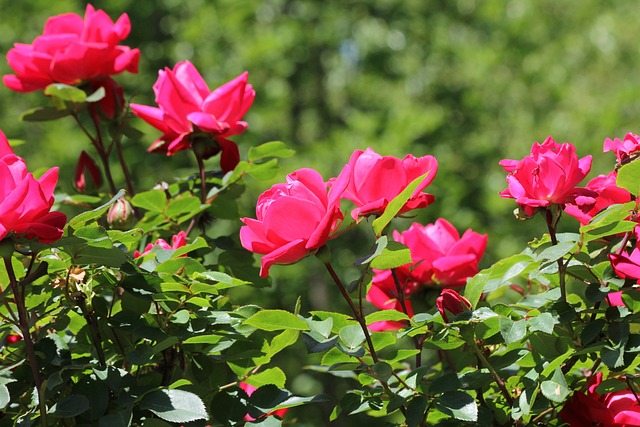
<box><xmin>604</xmin><ymin>132</ymin><xmax>640</xmax><ymax>164</ymax></box>
<box><xmin>393</xmin><ymin>219</ymin><xmax>487</xmax><ymax>288</ymax></box>
<box><xmin>334</xmin><ymin>148</ymin><xmax>438</xmax><ymax>219</ymax></box>
<box><xmin>0</xmin><ymin>131</ymin><xmax>66</xmax><ymax>244</ymax></box>
<box><xmin>609</xmin><ymin>245</ymin><xmax>640</xmax><ymax>281</ymax></box>
<box><xmin>564</xmin><ymin>171</ymin><xmax>631</xmax><ymax>225</ymax></box>
<box><xmin>134</xmin><ymin>231</ymin><xmax>187</xmax><ymax>258</ymax></box>
<box><xmin>130</xmin><ymin>61</ymin><xmax>255</xmax><ymax>172</ymax></box>
<box><xmin>240</xmin><ymin>168</ymin><xmax>348</xmax><ymax>277</ymax></box>
<box><xmin>560</xmin><ymin>372</ymin><xmax>640</xmax><ymax>426</ymax></box>
<box><xmin>3</xmin><ymin>4</ymin><xmax>139</xmax><ymax>92</ymax></box>
<box><xmin>436</xmin><ymin>289</ymin><xmax>472</xmax><ymax>322</ymax></box>
<box><xmin>500</xmin><ymin>137</ymin><xmax>594</xmax><ymax>216</ymax></box>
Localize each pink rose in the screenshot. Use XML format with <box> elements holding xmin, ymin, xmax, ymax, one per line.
<box><xmin>607</xmin><ymin>291</ymin><xmax>625</xmax><ymax>307</ymax></box>
<box><xmin>436</xmin><ymin>289</ymin><xmax>472</xmax><ymax>322</ymax></box>
<box><xmin>500</xmin><ymin>137</ymin><xmax>594</xmax><ymax>217</ymax></box>
<box><xmin>130</xmin><ymin>61</ymin><xmax>255</xmax><ymax>172</ymax></box>
<box><xmin>240</xmin><ymin>168</ymin><xmax>347</xmax><ymax>278</ymax></box>
<box><xmin>134</xmin><ymin>231</ymin><xmax>187</xmax><ymax>258</ymax></box>
<box><xmin>3</xmin><ymin>4</ymin><xmax>139</xmax><ymax>92</ymax></box>
<box><xmin>334</xmin><ymin>148</ymin><xmax>438</xmax><ymax>219</ymax></box>
<box><xmin>564</xmin><ymin>171</ymin><xmax>631</xmax><ymax>225</ymax></box>
<box><xmin>393</xmin><ymin>219</ymin><xmax>487</xmax><ymax>288</ymax></box>
<box><xmin>0</xmin><ymin>131</ymin><xmax>66</xmax><ymax>244</ymax></box>
<box><xmin>367</xmin><ymin>270</ymin><xmax>415</xmax><ymax>331</ymax></box>
<box><xmin>609</xmin><ymin>245</ymin><xmax>640</xmax><ymax>281</ymax></box>
<box><xmin>560</xmin><ymin>372</ymin><xmax>640</xmax><ymax>426</ymax></box>
<box><xmin>604</xmin><ymin>132</ymin><xmax>640</xmax><ymax>164</ymax></box>
<box><xmin>239</xmin><ymin>382</ymin><xmax>288</xmax><ymax>421</ymax></box>
<box><xmin>74</xmin><ymin>151</ymin><xmax>102</xmax><ymax>193</ymax></box>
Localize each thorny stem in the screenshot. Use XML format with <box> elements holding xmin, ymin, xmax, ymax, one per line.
<box><xmin>323</xmin><ymin>261</ymin><xmax>378</xmax><ymax>362</ymax></box>
<box><xmin>113</xmin><ymin>130</ymin><xmax>135</xmax><ymax>196</ymax></box>
<box><xmin>545</xmin><ymin>208</ymin><xmax>567</xmax><ymax>303</ymax></box>
<box><xmin>390</xmin><ymin>268</ymin><xmax>423</xmax><ymax>368</ymax></box>
<box><xmin>194</xmin><ymin>151</ymin><xmax>208</xmax><ymax>205</ymax></box>
<box><xmin>469</xmin><ymin>338</ymin><xmax>514</xmax><ymax>405</ymax></box>
<box><xmin>3</xmin><ymin>257</ymin><xmax>47</xmax><ymax>425</ymax></box>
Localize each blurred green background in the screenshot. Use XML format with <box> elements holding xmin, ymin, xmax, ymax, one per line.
<box><xmin>2</xmin><ymin>0</ymin><xmax>640</xmax><ymax>425</ymax></box>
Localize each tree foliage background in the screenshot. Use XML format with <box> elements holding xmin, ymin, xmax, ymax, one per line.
<box><xmin>2</xmin><ymin>1</ymin><xmax>640</xmax><ymax>425</ymax></box>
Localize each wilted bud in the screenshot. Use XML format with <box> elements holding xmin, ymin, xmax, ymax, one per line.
<box><xmin>74</xmin><ymin>151</ymin><xmax>102</xmax><ymax>193</ymax></box>
<box><xmin>107</xmin><ymin>197</ymin><xmax>136</xmax><ymax>230</ymax></box>
<box><xmin>436</xmin><ymin>289</ymin><xmax>472</xmax><ymax>323</ymax></box>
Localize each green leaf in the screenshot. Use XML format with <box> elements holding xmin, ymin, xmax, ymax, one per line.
<box><xmin>0</xmin><ymin>385</ymin><xmax>9</xmax><ymax>409</ymax></box>
<box><xmin>248</xmin><ymin>141</ymin><xmax>295</xmax><ymax>162</ymax></box>
<box><xmin>44</xmin><ymin>83</ymin><xmax>87</xmax><ymax>102</ymax></box>
<box><xmin>435</xmin><ymin>391</ymin><xmax>478</xmax><ymax>422</ymax></box>
<box><xmin>339</xmin><ymin>324</ymin><xmax>366</xmax><ymax>349</ymax></box>
<box><xmin>499</xmin><ymin>318</ymin><xmax>527</xmax><ymax>344</ymax></box>
<box><xmin>266</xmin><ymin>329</ymin><xmax>299</xmax><ymax>357</ymax></box>
<box><xmin>51</xmin><ymin>394</ymin><xmax>90</xmax><ymax>417</ymax></box>
<box><xmin>85</xmin><ymin>86</ymin><xmax>106</xmax><ymax>102</ymax></box>
<box><xmin>68</xmin><ymin>189</ymin><xmax>126</xmax><ymax>229</ymax></box>
<box><xmin>140</xmin><ymin>389</ymin><xmax>208</xmax><ymax>423</ymax></box>
<box><xmin>245</xmin><ymin>367</ymin><xmax>287</xmax><ymax>388</ymax></box>
<box><xmin>540</xmin><ymin>368</ymin><xmax>570</xmax><ymax>403</ymax></box>
<box><xmin>99</xmin><ymin>408</ymin><xmax>132</xmax><ymax>427</ymax></box>
<box><xmin>247</xmin><ymin>418</ymin><xmax>283</xmax><ymax>427</ymax></box>
<box><xmin>617</xmin><ymin>161</ymin><xmax>640</xmax><ymax>196</ymax></box>
<box><xmin>247</xmin><ymin>158</ymin><xmax>280</xmax><ymax>180</ymax></box>
<box><xmin>369</xmin><ymin>241</ymin><xmax>412</xmax><ymax>269</ymax></box>
<box><xmin>165</xmin><ymin>196</ymin><xmax>202</xmax><ymax>218</ymax></box>
<box><xmin>182</xmin><ymin>335</ymin><xmax>223</xmax><ymax>345</ymax></box>
<box><xmin>356</xmin><ymin>236</ymin><xmax>388</xmax><ymax>265</ymax></box>
<box><xmin>372</xmin><ymin>171</ymin><xmax>433</xmax><ymax>237</ymax></box>
<box><xmin>406</xmin><ymin>395</ymin><xmax>429</xmax><ymax>427</ymax></box>
<box><xmin>244</xmin><ymin>310</ymin><xmax>309</xmax><ymax>331</ymax></box>
<box><xmin>20</xmin><ymin>106</ymin><xmax>72</xmax><ymax>122</ymax></box>
<box><xmin>527</xmin><ymin>313</ymin><xmax>557</xmax><ymax>334</ymax></box>
<box><xmin>365</xmin><ymin>310</ymin><xmax>410</xmax><ymax>324</ymax></box>
<box><xmin>131</xmin><ymin>190</ymin><xmax>167</xmax><ymax>212</ymax></box>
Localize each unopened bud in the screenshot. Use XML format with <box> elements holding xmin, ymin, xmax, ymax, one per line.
<box><xmin>107</xmin><ymin>197</ymin><xmax>136</xmax><ymax>230</ymax></box>
<box><xmin>74</xmin><ymin>151</ymin><xmax>102</xmax><ymax>193</ymax></box>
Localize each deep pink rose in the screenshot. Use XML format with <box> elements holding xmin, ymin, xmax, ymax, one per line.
<box><xmin>392</xmin><ymin>219</ymin><xmax>487</xmax><ymax>288</ymax></box>
<box><xmin>239</xmin><ymin>382</ymin><xmax>288</xmax><ymax>421</ymax></box>
<box><xmin>500</xmin><ymin>137</ymin><xmax>594</xmax><ymax>216</ymax></box>
<box><xmin>604</xmin><ymin>132</ymin><xmax>640</xmax><ymax>164</ymax></box>
<box><xmin>560</xmin><ymin>372</ymin><xmax>640</xmax><ymax>426</ymax></box>
<box><xmin>609</xmin><ymin>245</ymin><xmax>640</xmax><ymax>281</ymax></box>
<box><xmin>3</xmin><ymin>4</ymin><xmax>139</xmax><ymax>92</ymax></box>
<box><xmin>436</xmin><ymin>289</ymin><xmax>472</xmax><ymax>322</ymax></box>
<box><xmin>0</xmin><ymin>131</ymin><xmax>66</xmax><ymax>244</ymax></box>
<box><xmin>334</xmin><ymin>148</ymin><xmax>438</xmax><ymax>219</ymax></box>
<box><xmin>130</xmin><ymin>61</ymin><xmax>255</xmax><ymax>172</ymax></box>
<box><xmin>565</xmin><ymin>172</ymin><xmax>631</xmax><ymax>225</ymax></box>
<box><xmin>367</xmin><ymin>270</ymin><xmax>415</xmax><ymax>331</ymax></box>
<box><xmin>74</xmin><ymin>150</ymin><xmax>102</xmax><ymax>193</ymax></box>
<box><xmin>134</xmin><ymin>231</ymin><xmax>187</xmax><ymax>258</ymax></box>
<box><xmin>240</xmin><ymin>168</ymin><xmax>347</xmax><ymax>278</ymax></box>
<box><xmin>607</xmin><ymin>291</ymin><xmax>625</xmax><ymax>307</ymax></box>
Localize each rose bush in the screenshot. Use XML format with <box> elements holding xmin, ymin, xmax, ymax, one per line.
<box><xmin>4</xmin><ymin>4</ymin><xmax>640</xmax><ymax>427</ymax></box>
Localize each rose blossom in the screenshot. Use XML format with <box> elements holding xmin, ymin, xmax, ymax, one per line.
<box><xmin>604</xmin><ymin>132</ymin><xmax>640</xmax><ymax>164</ymax></box>
<box><xmin>609</xmin><ymin>245</ymin><xmax>640</xmax><ymax>282</ymax></box>
<box><xmin>0</xmin><ymin>130</ymin><xmax>66</xmax><ymax>244</ymax></box>
<box><xmin>240</xmin><ymin>168</ymin><xmax>347</xmax><ymax>278</ymax></box>
<box><xmin>134</xmin><ymin>231</ymin><xmax>187</xmax><ymax>258</ymax></box>
<box><xmin>130</xmin><ymin>61</ymin><xmax>255</xmax><ymax>172</ymax></box>
<box><xmin>564</xmin><ymin>171</ymin><xmax>631</xmax><ymax>225</ymax></box>
<box><xmin>560</xmin><ymin>372</ymin><xmax>640</xmax><ymax>426</ymax></box>
<box><xmin>3</xmin><ymin>4</ymin><xmax>139</xmax><ymax>92</ymax></box>
<box><xmin>436</xmin><ymin>289</ymin><xmax>472</xmax><ymax>322</ymax></box>
<box><xmin>499</xmin><ymin>137</ymin><xmax>594</xmax><ymax>217</ymax></box>
<box><xmin>394</xmin><ymin>219</ymin><xmax>487</xmax><ymax>288</ymax></box>
<box><xmin>334</xmin><ymin>148</ymin><xmax>438</xmax><ymax>219</ymax></box>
